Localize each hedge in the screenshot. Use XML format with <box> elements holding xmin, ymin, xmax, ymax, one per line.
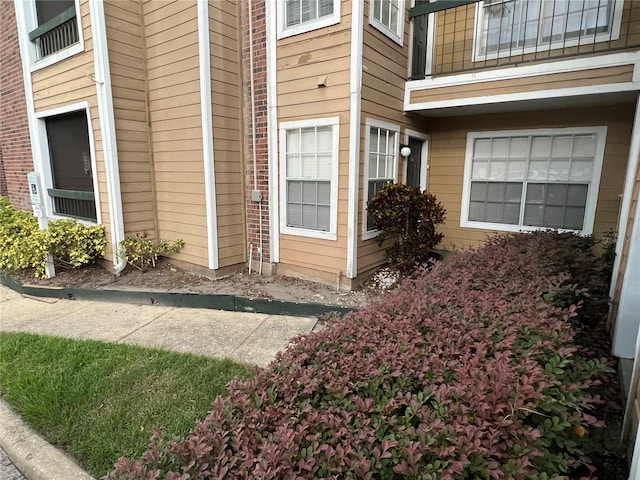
<box><xmin>109</xmin><ymin>232</ymin><xmax>609</xmax><ymax>480</ymax></box>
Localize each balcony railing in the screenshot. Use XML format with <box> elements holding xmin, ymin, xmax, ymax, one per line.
<box><xmin>410</xmin><ymin>0</ymin><xmax>640</xmax><ymax>79</ymax></box>
<box><xmin>29</xmin><ymin>6</ymin><xmax>79</xmax><ymax>60</ymax></box>
<box><xmin>48</xmin><ymin>188</ymin><xmax>96</xmax><ymax>222</ymax></box>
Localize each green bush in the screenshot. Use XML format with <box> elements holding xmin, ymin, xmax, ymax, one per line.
<box><xmin>0</xmin><ymin>196</ymin><xmax>106</xmax><ymax>277</ymax></box>
<box><xmin>120</xmin><ymin>234</ymin><xmax>184</xmax><ymax>271</ymax></box>
<box><xmin>367</xmin><ymin>183</ymin><xmax>446</xmax><ymax>274</ymax></box>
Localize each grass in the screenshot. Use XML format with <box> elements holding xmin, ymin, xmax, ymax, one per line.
<box><xmin>0</xmin><ymin>332</ymin><xmax>252</xmax><ymax>478</ymax></box>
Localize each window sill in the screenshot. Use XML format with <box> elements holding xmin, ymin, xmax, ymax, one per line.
<box><xmin>460</xmin><ymin>220</ymin><xmax>589</xmax><ymax>235</ymax></box>
<box><xmin>370</xmin><ymin>18</ymin><xmax>403</xmax><ymax>46</ymax></box>
<box><xmin>362</xmin><ymin>229</ymin><xmax>379</xmax><ymax>241</ymax></box>
<box><xmin>30</xmin><ymin>42</ymin><xmax>84</xmax><ymax>72</ymax></box>
<box><xmin>277</xmin><ymin>14</ymin><xmax>341</xmax><ymax>40</ymax></box>
<box><xmin>281</xmin><ymin>226</ymin><xmax>337</xmax><ymax>241</ymax></box>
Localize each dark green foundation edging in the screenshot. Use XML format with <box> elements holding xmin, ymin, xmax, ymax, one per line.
<box><xmin>0</xmin><ymin>273</ymin><xmax>354</xmax><ymax>318</ymax></box>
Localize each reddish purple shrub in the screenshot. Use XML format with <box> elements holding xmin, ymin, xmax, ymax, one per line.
<box><xmin>108</xmin><ymin>233</ymin><xmax>606</xmax><ymax>480</ymax></box>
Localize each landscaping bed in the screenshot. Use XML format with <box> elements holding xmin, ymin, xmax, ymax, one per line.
<box><xmin>107</xmin><ymin>232</ymin><xmax>627</xmax><ymax>480</ymax></box>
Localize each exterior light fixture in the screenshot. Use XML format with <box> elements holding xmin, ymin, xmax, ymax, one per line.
<box><xmin>400</xmin><ymin>144</ymin><xmax>412</xmax><ymax>157</ymax></box>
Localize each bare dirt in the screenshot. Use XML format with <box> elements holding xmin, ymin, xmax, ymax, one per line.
<box><xmin>12</xmin><ymin>259</ymin><xmax>386</xmax><ymax>309</ymax></box>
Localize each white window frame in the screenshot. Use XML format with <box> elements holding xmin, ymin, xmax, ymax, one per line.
<box><xmin>277</xmin><ymin>0</ymin><xmax>341</xmax><ymax>40</ymax></box>
<box><xmin>370</xmin><ymin>0</ymin><xmax>406</xmax><ymax>46</ymax></box>
<box><xmin>34</xmin><ymin>102</ymin><xmax>101</xmax><ymax>226</ymax></box>
<box><xmin>472</xmin><ymin>0</ymin><xmax>624</xmax><ymax>62</ymax></box>
<box><xmin>15</xmin><ymin>0</ymin><xmax>85</xmax><ymax>72</ymax></box>
<box><xmin>461</xmin><ymin>127</ymin><xmax>607</xmax><ymax>235</ymax></box>
<box><xmin>279</xmin><ymin>117</ymin><xmax>340</xmax><ymax>240</ymax></box>
<box><xmin>363</xmin><ymin>118</ymin><xmax>400</xmax><ymax>240</ymax></box>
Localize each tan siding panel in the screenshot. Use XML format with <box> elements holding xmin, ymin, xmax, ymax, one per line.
<box><xmin>410</xmin><ymin>65</ymin><xmax>635</xmax><ymax>105</ymax></box>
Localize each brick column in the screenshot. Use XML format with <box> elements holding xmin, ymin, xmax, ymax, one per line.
<box><xmin>241</xmin><ymin>0</ymin><xmax>271</xmax><ymax>269</ymax></box>
<box><xmin>0</xmin><ymin>1</ymin><xmax>34</xmax><ymax>210</ymax></box>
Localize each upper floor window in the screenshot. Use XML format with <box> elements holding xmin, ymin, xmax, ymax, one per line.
<box><xmin>278</xmin><ymin>0</ymin><xmax>341</xmax><ymax>39</ymax></box>
<box><xmin>370</xmin><ymin>0</ymin><xmax>405</xmax><ymax>46</ymax></box>
<box><xmin>364</xmin><ymin>120</ymin><xmax>399</xmax><ymax>237</ymax></box>
<box><xmin>30</xmin><ymin>0</ymin><xmax>79</xmax><ymax>60</ymax></box>
<box><xmin>461</xmin><ymin>127</ymin><xmax>606</xmax><ymax>234</ymax></box>
<box><xmin>475</xmin><ymin>0</ymin><xmax>623</xmax><ymax>59</ymax></box>
<box><xmin>279</xmin><ymin>117</ymin><xmax>339</xmax><ymax>240</ymax></box>
<box><xmin>14</xmin><ymin>0</ymin><xmax>84</xmax><ymax>70</ymax></box>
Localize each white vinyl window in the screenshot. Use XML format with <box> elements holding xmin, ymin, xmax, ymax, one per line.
<box><xmin>34</xmin><ymin>102</ymin><xmax>100</xmax><ymax>224</ymax></box>
<box><xmin>364</xmin><ymin>120</ymin><xmax>400</xmax><ymax>238</ymax></box>
<box><xmin>474</xmin><ymin>0</ymin><xmax>623</xmax><ymax>60</ymax></box>
<box><xmin>461</xmin><ymin>127</ymin><xmax>606</xmax><ymax>234</ymax></box>
<box><xmin>280</xmin><ymin>118</ymin><xmax>340</xmax><ymax>240</ymax></box>
<box><xmin>370</xmin><ymin>0</ymin><xmax>405</xmax><ymax>46</ymax></box>
<box><xmin>277</xmin><ymin>0</ymin><xmax>341</xmax><ymax>39</ymax></box>
<box><xmin>15</xmin><ymin>0</ymin><xmax>84</xmax><ymax>71</ymax></box>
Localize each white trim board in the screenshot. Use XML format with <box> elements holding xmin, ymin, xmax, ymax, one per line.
<box><xmin>89</xmin><ymin>0</ymin><xmax>124</xmax><ymax>269</ymax></box>
<box><xmin>347</xmin><ymin>0</ymin><xmax>364</xmax><ymax>279</ymax></box>
<box><xmin>267</xmin><ymin>0</ymin><xmax>280</xmax><ymax>263</ymax></box>
<box><xmin>197</xmin><ymin>0</ymin><xmax>219</xmax><ymax>271</ymax></box>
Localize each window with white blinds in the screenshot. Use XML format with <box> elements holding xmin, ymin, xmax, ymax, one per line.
<box><xmin>280</xmin><ymin>118</ymin><xmax>339</xmax><ymax>239</ymax></box>
<box><xmin>278</xmin><ymin>0</ymin><xmax>341</xmax><ymax>39</ymax></box>
<box><xmin>461</xmin><ymin>128</ymin><xmax>606</xmax><ymax>233</ymax></box>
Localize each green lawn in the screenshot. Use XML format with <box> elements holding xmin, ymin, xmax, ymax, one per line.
<box><xmin>0</xmin><ymin>332</ymin><xmax>252</xmax><ymax>478</ymax></box>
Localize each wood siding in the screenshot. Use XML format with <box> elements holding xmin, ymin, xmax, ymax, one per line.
<box><xmin>209</xmin><ymin>0</ymin><xmax>245</xmax><ymax>267</ymax></box>
<box><xmin>143</xmin><ymin>0</ymin><xmax>207</xmax><ymax>268</ymax></box>
<box><xmin>427</xmin><ymin>104</ymin><xmax>635</xmax><ymax>249</ymax></box>
<box><xmin>409</xmin><ymin>64</ymin><xmax>635</xmax><ymax>105</ymax></box>
<box><xmin>275</xmin><ymin>0</ymin><xmax>352</xmax><ymax>279</ymax></box>
<box><xmin>610</xmin><ymin>142</ymin><xmax>640</xmax><ymax>331</ymax></box>
<box><xmin>104</xmin><ymin>0</ymin><xmax>156</xmax><ymax>239</ymax></box>
<box><xmin>30</xmin><ymin>1</ymin><xmax>113</xmax><ymax>248</ymax></box>
<box><xmin>432</xmin><ymin>0</ymin><xmax>640</xmax><ymax>76</ymax></box>
<box><xmin>358</xmin><ymin>0</ymin><xmax>431</xmax><ymax>274</ymax></box>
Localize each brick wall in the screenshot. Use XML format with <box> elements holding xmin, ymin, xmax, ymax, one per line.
<box><xmin>0</xmin><ymin>1</ymin><xmax>34</xmax><ymax>210</ymax></box>
<box><xmin>241</xmin><ymin>0</ymin><xmax>271</xmax><ymax>265</ymax></box>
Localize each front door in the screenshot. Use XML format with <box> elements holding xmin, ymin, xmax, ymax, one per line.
<box><xmin>406</xmin><ymin>137</ymin><xmax>425</xmax><ymax>189</ymax></box>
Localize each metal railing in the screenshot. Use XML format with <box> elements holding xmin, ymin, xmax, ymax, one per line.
<box><xmin>29</xmin><ymin>7</ymin><xmax>79</xmax><ymax>60</ymax></box>
<box><xmin>48</xmin><ymin>188</ymin><xmax>96</xmax><ymax>222</ymax></box>
<box><xmin>410</xmin><ymin>0</ymin><xmax>640</xmax><ymax>79</ymax></box>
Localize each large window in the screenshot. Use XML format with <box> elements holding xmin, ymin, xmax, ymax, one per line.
<box><xmin>280</xmin><ymin>118</ymin><xmax>339</xmax><ymax>240</ymax></box>
<box><xmin>44</xmin><ymin>110</ymin><xmax>97</xmax><ymax>222</ymax></box>
<box><xmin>461</xmin><ymin>128</ymin><xmax>606</xmax><ymax>234</ymax></box>
<box><xmin>278</xmin><ymin>0</ymin><xmax>341</xmax><ymax>39</ymax></box>
<box><xmin>370</xmin><ymin>0</ymin><xmax>405</xmax><ymax>45</ymax></box>
<box><xmin>365</xmin><ymin>121</ymin><xmax>399</xmax><ymax>236</ymax></box>
<box><xmin>475</xmin><ymin>0</ymin><xmax>622</xmax><ymax>59</ymax></box>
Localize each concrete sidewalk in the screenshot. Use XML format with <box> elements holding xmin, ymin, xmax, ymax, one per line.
<box><xmin>0</xmin><ymin>284</ymin><xmax>318</xmax><ymax>480</ymax></box>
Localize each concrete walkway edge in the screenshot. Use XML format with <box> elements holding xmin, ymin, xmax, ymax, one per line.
<box><xmin>0</xmin><ymin>399</ymin><xmax>95</xmax><ymax>480</ymax></box>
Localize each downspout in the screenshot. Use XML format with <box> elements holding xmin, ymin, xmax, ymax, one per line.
<box><xmin>89</xmin><ymin>0</ymin><xmax>126</xmax><ymax>273</ymax></box>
